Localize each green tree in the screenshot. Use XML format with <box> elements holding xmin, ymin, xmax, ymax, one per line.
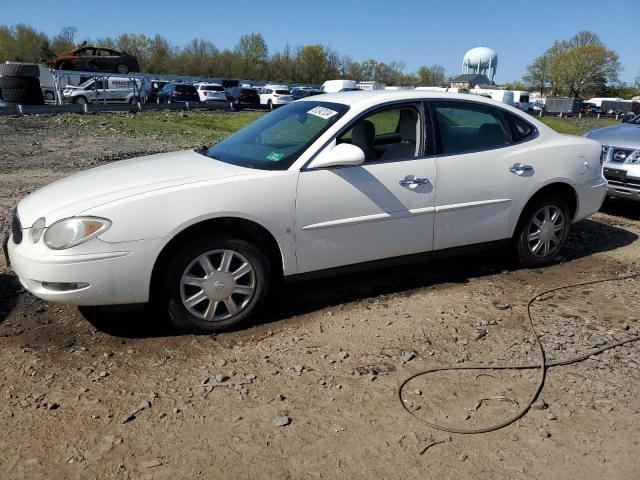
<box><xmin>51</xmin><ymin>26</ymin><xmax>77</xmax><ymax>54</ymax></box>
<box><xmin>505</xmin><ymin>80</ymin><xmax>528</xmax><ymax>91</ymax></box>
<box><xmin>418</xmin><ymin>64</ymin><xmax>445</xmax><ymax>86</ymax></box>
<box><xmin>296</xmin><ymin>45</ymin><xmax>326</xmax><ymax>84</ymax></box>
<box><xmin>524</xmin><ymin>32</ymin><xmax>620</xmax><ymax>98</ymax></box>
<box><xmin>234</xmin><ymin>33</ymin><xmax>268</xmax><ymax>79</ymax></box>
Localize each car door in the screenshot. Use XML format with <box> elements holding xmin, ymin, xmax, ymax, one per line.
<box><xmin>430</xmin><ymin>100</ymin><xmax>538</xmax><ymax>250</ymax></box>
<box><xmin>295</xmin><ymin>103</ymin><xmax>436</xmax><ymax>273</ymax></box>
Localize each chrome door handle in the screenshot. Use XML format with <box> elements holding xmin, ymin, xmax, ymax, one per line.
<box><xmin>509</xmin><ymin>163</ymin><xmax>534</xmax><ymax>175</ymax></box>
<box><xmin>399</xmin><ymin>176</ymin><xmax>429</xmax><ymax>187</ymax></box>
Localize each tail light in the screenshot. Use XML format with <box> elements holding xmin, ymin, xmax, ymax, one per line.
<box><xmin>204</xmin><ymin>91</ymin><xmax>209</xmax><ymax>96</ymax></box>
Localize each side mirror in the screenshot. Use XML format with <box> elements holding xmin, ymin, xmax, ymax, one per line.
<box><xmin>308</xmin><ymin>142</ymin><xmax>365</xmax><ymax>169</ymax></box>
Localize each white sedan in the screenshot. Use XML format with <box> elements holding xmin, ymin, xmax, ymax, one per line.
<box><xmin>5</xmin><ymin>91</ymin><xmax>607</xmax><ymax>333</ymax></box>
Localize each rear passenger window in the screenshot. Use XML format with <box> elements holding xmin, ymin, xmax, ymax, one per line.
<box><xmin>433</xmin><ymin>102</ymin><xmax>510</xmax><ymax>155</ymax></box>
<box><xmin>509</xmin><ymin>113</ymin><xmax>535</xmax><ymax>142</ymax></box>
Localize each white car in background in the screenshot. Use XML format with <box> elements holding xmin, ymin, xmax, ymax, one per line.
<box><xmin>6</xmin><ymin>91</ymin><xmax>607</xmax><ymax>333</ymax></box>
<box><xmin>259</xmin><ymin>85</ymin><xmax>293</xmax><ymax>109</ymax></box>
<box><xmin>195</xmin><ymin>83</ymin><xmax>226</xmax><ymax>102</ymax></box>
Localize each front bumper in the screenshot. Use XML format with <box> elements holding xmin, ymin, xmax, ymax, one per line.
<box><xmin>603</xmin><ymin>165</ymin><xmax>640</xmax><ymax>202</ymax></box>
<box><xmin>7</xmin><ymin>236</ymin><xmax>161</xmax><ymax>305</ymax></box>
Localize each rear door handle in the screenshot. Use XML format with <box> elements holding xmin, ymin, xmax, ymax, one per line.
<box><xmin>399</xmin><ymin>176</ymin><xmax>429</xmax><ymax>188</ymax></box>
<box><xmin>509</xmin><ymin>163</ymin><xmax>534</xmax><ymax>175</ymax></box>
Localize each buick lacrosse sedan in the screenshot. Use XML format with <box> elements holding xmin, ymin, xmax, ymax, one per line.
<box><xmin>5</xmin><ymin>91</ymin><xmax>607</xmax><ymax>332</ymax></box>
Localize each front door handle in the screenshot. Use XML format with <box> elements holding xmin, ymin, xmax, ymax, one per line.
<box><xmin>399</xmin><ymin>176</ymin><xmax>429</xmax><ymax>188</ymax></box>
<box><xmin>509</xmin><ymin>163</ymin><xmax>534</xmax><ymax>175</ymax></box>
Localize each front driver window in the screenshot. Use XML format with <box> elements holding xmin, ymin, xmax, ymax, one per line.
<box><xmin>434</xmin><ymin>102</ymin><xmax>510</xmax><ymax>155</ymax></box>
<box><xmin>338</xmin><ymin>106</ymin><xmax>421</xmax><ymax>162</ymax></box>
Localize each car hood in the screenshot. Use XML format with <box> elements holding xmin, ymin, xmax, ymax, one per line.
<box><xmin>587</xmin><ymin>123</ymin><xmax>640</xmax><ymax>149</ymax></box>
<box><xmin>18</xmin><ymin>150</ymin><xmax>256</xmax><ymax>227</ymax></box>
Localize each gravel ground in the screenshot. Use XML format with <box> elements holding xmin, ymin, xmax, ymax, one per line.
<box><xmin>1</xmin><ymin>113</ymin><xmax>639</xmax><ymax>480</ymax></box>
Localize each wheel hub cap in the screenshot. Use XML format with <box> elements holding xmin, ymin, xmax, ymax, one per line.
<box><xmin>179</xmin><ymin>249</ymin><xmax>256</xmax><ymax>322</ymax></box>
<box><xmin>526</xmin><ymin>205</ymin><xmax>565</xmax><ymax>258</ymax></box>
<box><xmin>203</xmin><ymin>272</ymin><xmax>235</xmax><ymax>301</ymax></box>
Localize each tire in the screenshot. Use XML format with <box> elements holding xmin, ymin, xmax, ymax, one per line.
<box><xmin>513</xmin><ymin>194</ymin><xmax>570</xmax><ymax>267</ymax></box>
<box><xmin>163</xmin><ymin>235</ymin><xmax>271</xmax><ymax>333</ymax></box>
<box><xmin>44</xmin><ymin>90</ymin><xmax>55</xmax><ymax>101</ymax></box>
<box><xmin>115</xmin><ymin>64</ymin><xmax>129</xmax><ymax>74</ymax></box>
<box><xmin>0</xmin><ymin>63</ymin><xmax>39</xmax><ymax>77</ymax></box>
<box><xmin>0</xmin><ymin>87</ymin><xmax>44</xmax><ymax>105</ymax></box>
<box><xmin>73</xmin><ymin>96</ymin><xmax>88</xmax><ymax>105</ymax></box>
<box><xmin>0</xmin><ymin>76</ymin><xmax>40</xmax><ymax>89</ymax></box>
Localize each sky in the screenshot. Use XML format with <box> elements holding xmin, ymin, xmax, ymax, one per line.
<box><xmin>1</xmin><ymin>0</ymin><xmax>638</xmax><ymax>83</ymax></box>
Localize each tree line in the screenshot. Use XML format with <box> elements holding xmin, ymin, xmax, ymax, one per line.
<box><xmin>523</xmin><ymin>31</ymin><xmax>639</xmax><ymax>98</ymax></box>
<box><xmin>0</xmin><ymin>24</ymin><xmax>446</xmax><ymax>86</ymax></box>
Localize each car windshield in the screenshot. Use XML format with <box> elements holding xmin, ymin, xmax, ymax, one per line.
<box><xmin>176</xmin><ymin>85</ymin><xmax>196</xmax><ymax>93</ymax></box>
<box><xmin>202</xmin><ymin>85</ymin><xmax>224</xmax><ymax>91</ymax></box>
<box><xmin>205</xmin><ymin>101</ymin><xmax>349</xmax><ymax>170</ymax></box>
<box><xmin>275</xmin><ymin>90</ymin><xmax>291</xmax><ymax>95</ymax></box>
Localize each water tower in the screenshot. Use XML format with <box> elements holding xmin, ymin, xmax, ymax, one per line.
<box><xmin>461</xmin><ymin>47</ymin><xmax>498</xmax><ymax>83</ymax></box>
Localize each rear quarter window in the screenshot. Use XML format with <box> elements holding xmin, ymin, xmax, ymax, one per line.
<box><xmin>508</xmin><ymin>113</ymin><xmax>536</xmax><ymax>142</ymax></box>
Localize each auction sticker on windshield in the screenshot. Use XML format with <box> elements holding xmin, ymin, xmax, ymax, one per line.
<box><xmin>307</xmin><ymin>106</ymin><xmax>338</xmax><ymax>120</ymax></box>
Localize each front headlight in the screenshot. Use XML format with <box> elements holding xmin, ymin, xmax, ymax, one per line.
<box><xmin>44</xmin><ymin>217</ymin><xmax>111</xmax><ymax>250</ymax></box>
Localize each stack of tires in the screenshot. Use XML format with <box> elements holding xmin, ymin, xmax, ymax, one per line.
<box><xmin>0</xmin><ymin>63</ymin><xmax>45</xmax><ymax>105</ymax></box>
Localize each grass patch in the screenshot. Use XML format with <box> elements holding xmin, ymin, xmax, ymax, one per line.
<box><xmin>65</xmin><ymin>110</ymin><xmax>266</xmax><ymax>145</ymax></box>
<box><xmin>538</xmin><ymin>116</ymin><xmax>619</xmax><ymax>136</ymax></box>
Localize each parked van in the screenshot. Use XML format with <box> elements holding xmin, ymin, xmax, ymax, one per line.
<box><xmin>321</xmin><ymin>79</ymin><xmax>358</xmax><ymax>93</ymax></box>
<box><xmin>470</xmin><ymin>88</ymin><xmax>515</xmax><ymax>106</ymax></box>
<box><xmin>511</xmin><ymin>90</ymin><xmax>531</xmax><ymax>111</ymax></box>
<box><xmin>62</xmin><ymin>77</ymin><xmax>142</xmax><ymax>104</ymax></box>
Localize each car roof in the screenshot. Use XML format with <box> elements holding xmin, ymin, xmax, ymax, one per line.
<box><xmin>297</xmin><ymin>90</ymin><xmax>528</xmax><ymax>112</ymax></box>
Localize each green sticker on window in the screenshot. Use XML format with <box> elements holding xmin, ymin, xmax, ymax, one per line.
<box><xmin>266</xmin><ymin>151</ymin><xmax>285</xmax><ymax>161</ymax></box>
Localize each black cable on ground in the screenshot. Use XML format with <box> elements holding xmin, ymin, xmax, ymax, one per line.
<box><xmin>398</xmin><ymin>273</ymin><xmax>640</xmax><ymax>434</ymax></box>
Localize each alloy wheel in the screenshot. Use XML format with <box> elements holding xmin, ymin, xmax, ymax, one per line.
<box><xmin>180</xmin><ymin>249</ymin><xmax>256</xmax><ymax>322</ymax></box>
<box><xmin>526</xmin><ymin>205</ymin><xmax>565</xmax><ymax>257</ymax></box>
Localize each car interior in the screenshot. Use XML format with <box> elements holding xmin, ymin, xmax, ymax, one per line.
<box><xmin>338</xmin><ymin>107</ymin><xmax>420</xmax><ymax>162</ymax></box>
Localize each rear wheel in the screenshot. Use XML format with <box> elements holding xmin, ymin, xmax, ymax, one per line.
<box><xmin>163</xmin><ymin>235</ymin><xmax>271</xmax><ymax>333</ymax></box>
<box><xmin>513</xmin><ymin>194</ymin><xmax>570</xmax><ymax>267</ymax></box>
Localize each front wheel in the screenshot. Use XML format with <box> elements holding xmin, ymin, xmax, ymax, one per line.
<box><xmin>513</xmin><ymin>194</ymin><xmax>570</xmax><ymax>267</ymax></box>
<box><xmin>116</xmin><ymin>64</ymin><xmax>129</xmax><ymax>74</ymax></box>
<box><xmin>163</xmin><ymin>235</ymin><xmax>271</xmax><ymax>333</ymax></box>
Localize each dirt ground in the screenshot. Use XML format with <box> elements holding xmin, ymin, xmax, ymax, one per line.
<box><xmin>1</xmin><ymin>113</ymin><xmax>639</xmax><ymax>480</ymax></box>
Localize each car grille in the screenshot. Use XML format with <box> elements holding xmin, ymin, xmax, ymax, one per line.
<box><xmin>610</xmin><ymin>148</ymin><xmax>635</xmax><ymax>163</ymax></box>
<box><xmin>11</xmin><ymin>209</ymin><xmax>22</xmax><ymax>244</ymax></box>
